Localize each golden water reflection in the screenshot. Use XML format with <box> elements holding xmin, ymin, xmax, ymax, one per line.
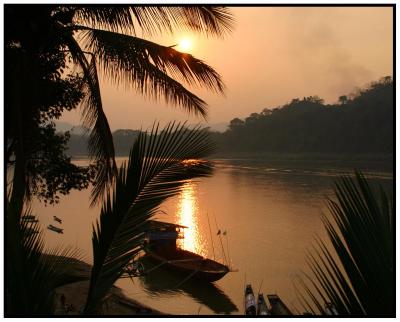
<box><xmin>176</xmin><ymin>181</ymin><xmax>206</xmax><ymax>256</ymax></box>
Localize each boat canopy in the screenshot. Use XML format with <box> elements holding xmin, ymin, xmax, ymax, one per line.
<box><xmin>146</xmin><ymin>220</ymin><xmax>187</xmax><ymax>241</ymax></box>
<box><xmin>147</xmin><ymin>220</ymin><xmax>188</xmax><ymax>230</ymax></box>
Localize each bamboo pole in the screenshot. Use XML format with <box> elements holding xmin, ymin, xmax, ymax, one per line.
<box><xmin>206</xmin><ymin>212</ymin><xmax>216</xmax><ymax>261</ymax></box>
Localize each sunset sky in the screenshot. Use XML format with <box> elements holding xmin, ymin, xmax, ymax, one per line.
<box><xmin>61</xmin><ymin>6</ymin><xmax>393</xmax><ymax>131</ymax></box>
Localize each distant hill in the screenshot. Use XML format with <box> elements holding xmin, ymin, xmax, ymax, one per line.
<box><xmin>65</xmin><ymin>76</ymin><xmax>393</xmax><ymax>158</ymax></box>
<box><xmin>67</xmin><ymin>129</ymin><xmax>140</xmax><ymax>157</ymax></box>
<box><xmin>211</xmin><ymin>76</ymin><xmax>393</xmax><ymax>155</ymax></box>
<box><xmin>55</xmin><ymin>121</ymin><xmax>75</xmax><ymax>132</ymax></box>
<box><xmin>199</xmin><ymin>122</ymin><xmax>228</xmax><ymax>133</ymax></box>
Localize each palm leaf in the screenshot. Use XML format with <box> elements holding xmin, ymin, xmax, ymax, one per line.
<box><xmin>79</xmin><ymin>26</ymin><xmax>225</xmax><ymax>92</ymax></box>
<box><xmin>73</xmin><ymin>6</ymin><xmax>136</xmax><ymax>34</ymax></box>
<box><xmin>83</xmin><ymin>122</ymin><xmax>214</xmax><ymax>313</ymax></box>
<box><xmin>74</xmin><ymin>6</ymin><xmax>234</xmax><ymax>37</ymax></box>
<box><xmin>59</xmin><ymin>29</ymin><xmax>117</xmax><ymax>205</ymax></box>
<box><xmin>6</xmin><ymin>205</ymin><xmax>87</xmax><ymax>315</ymax></box>
<box><xmin>76</xmin><ymin>26</ymin><xmax>225</xmax><ymax>117</ymax></box>
<box><xmin>299</xmin><ymin>171</ymin><xmax>393</xmax><ymax>315</ymax></box>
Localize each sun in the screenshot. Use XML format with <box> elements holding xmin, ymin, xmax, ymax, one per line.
<box><xmin>178</xmin><ymin>38</ymin><xmax>193</xmax><ymax>52</ymax></box>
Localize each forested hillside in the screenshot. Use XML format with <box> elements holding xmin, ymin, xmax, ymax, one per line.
<box><xmin>67</xmin><ymin>129</ymin><xmax>140</xmax><ymax>156</ymax></box>
<box><xmin>212</xmin><ymin>76</ymin><xmax>393</xmax><ymax>155</ymax></box>
<box><xmin>66</xmin><ymin>77</ymin><xmax>392</xmax><ymax>157</ymax></box>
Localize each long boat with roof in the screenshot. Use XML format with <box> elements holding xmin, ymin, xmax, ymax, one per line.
<box><xmin>143</xmin><ymin>220</ymin><xmax>231</xmax><ymax>282</ymax></box>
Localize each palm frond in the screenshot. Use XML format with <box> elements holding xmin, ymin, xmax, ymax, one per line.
<box><xmin>60</xmin><ymin>30</ymin><xmax>117</xmax><ymax>205</ymax></box>
<box><xmin>74</xmin><ymin>6</ymin><xmax>234</xmax><ymax>37</ymax></box>
<box><xmin>77</xmin><ymin>27</ymin><xmax>225</xmax><ymax>117</ymax></box>
<box><xmin>84</xmin><ymin>122</ymin><xmax>214</xmax><ymax>313</ymax></box>
<box><xmin>6</xmin><ymin>206</ymin><xmax>86</xmax><ymax>315</ymax></box>
<box><xmin>82</xmin><ymin>57</ymin><xmax>117</xmax><ymax>205</ymax></box>
<box><xmin>299</xmin><ymin>171</ymin><xmax>393</xmax><ymax>315</ymax></box>
<box><xmin>79</xmin><ymin>27</ymin><xmax>225</xmax><ymax>92</ymax></box>
<box><xmin>73</xmin><ymin>6</ymin><xmax>136</xmax><ymax>34</ymax></box>
<box><xmin>170</xmin><ymin>7</ymin><xmax>235</xmax><ymax>38</ymax></box>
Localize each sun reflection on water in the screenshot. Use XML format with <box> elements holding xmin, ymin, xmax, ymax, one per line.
<box><xmin>176</xmin><ymin>181</ymin><xmax>206</xmax><ymax>256</ymax></box>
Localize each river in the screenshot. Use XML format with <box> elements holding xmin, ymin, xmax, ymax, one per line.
<box><xmin>32</xmin><ymin>157</ymin><xmax>393</xmax><ymax>315</ymax></box>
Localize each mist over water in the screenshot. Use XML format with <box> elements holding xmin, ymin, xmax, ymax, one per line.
<box><xmin>33</xmin><ymin>157</ymin><xmax>393</xmax><ymax>315</ymax></box>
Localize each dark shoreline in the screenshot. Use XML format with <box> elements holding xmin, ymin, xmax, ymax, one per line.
<box><xmin>48</xmin><ymin>256</ymin><xmax>163</xmax><ymax>316</ymax></box>
<box><xmin>71</xmin><ymin>152</ymin><xmax>393</xmax><ymax>172</ymax></box>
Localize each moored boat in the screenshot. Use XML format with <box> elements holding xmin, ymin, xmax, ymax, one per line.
<box><xmin>325</xmin><ymin>303</ymin><xmax>338</xmax><ymax>315</ymax></box>
<box><xmin>257</xmin><ymin>293</ymin><xmax>270</xmax><ymax>315</ymax></box>
<box><xmin>144</xmin><ymin>220</ymin><xmax>230</xmax><ymax>282</ymax></box>
<box><xmin>267</xmin><ymin>294</ymin><xmax>292</xmax><ymax>315</ymax></box>
<box><xmin>47</xmin><ymin>224</ymin><xmax>63</xmax><ymax>234</ymax></box>
<box><xmin>244</xmin><ymin>284</ymin><xmax>256</xmax><ymax>315</ymax></box>
<box><xmin>53</xmin><ymin>215</ymin><xmax>62</xmax><ymax>224</ymax></box>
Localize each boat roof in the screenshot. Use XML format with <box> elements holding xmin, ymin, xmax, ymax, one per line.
<box><xmin>147</xmin><ymin>220</ymin><xmax>188</xmax><ymax>230</ymax></box>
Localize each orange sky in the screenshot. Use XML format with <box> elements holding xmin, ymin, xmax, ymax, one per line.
<box><xmin>62</xmin><ymin>6</ymin><xmax>393</xmax><ymax>130</ymax></box>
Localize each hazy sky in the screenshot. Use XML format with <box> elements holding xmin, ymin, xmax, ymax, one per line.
<box><xmin>61</xmin><ymin>6</ymin><xmax>393</xmax><ymax>130</ymax></box>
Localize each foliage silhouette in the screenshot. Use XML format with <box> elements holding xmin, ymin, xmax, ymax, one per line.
<box><xmin>297</xmin><ymin>171</ymin><xmax>393</xmax><ymax>316</ymax></box>
<box><xmin>6</xmin><ymin>202</ymin><xmax>87</xmax><ymax>315</ymax></box>
<box><xmin>66</xmin><ymin>77</ymin><xmax>393</xmax><ymax>158</ymax></box>
<box><xmin>5</xmin><ymin>5</ymin><xmax>234</xmax><ymax>206</ymax></box>
<box><xmin>84</xmin><ymin>122</ymin><xmax>215</xmax><ymax>313</ymax></box>
<box><xmin>213</xmin><ymin>77</ymin><xmax>393</xmax><ymax>155</ymax></box>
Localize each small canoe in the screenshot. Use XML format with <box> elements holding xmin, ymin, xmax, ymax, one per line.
<box><xmin>325</xmin><ymin>303</ymin><xmax>338</xmax><ymax>315</ymax></box>
<box><xmin>267</xmin><ymin>294</ymin><xmax>292</xmax><ymax>315</ymax></box>
<box><xmin>25</xmin><ymin>227</ymin><xmax>39</xmax><ymax>236</ymax></box>
<box><xmin>53</xmin><ymin>216</ymin><xmax>62</xmax><ymax>224</ymax></box>
<box><xmin>244</xmin><ymin>284</ymin><xmax>256</xmax><ymax>315</ymax></box>
<box><xmin>47</xmin><ymin>224</ymin><xmax>63</xmax><ymax>234</ymax></box>
<box><xmin>257</xmin><ymin>293</ymin><xmax>270</xmax><ymax>315</ymax></box>
<box><xmin>22</xmin><ymin>215</ymin><xmax>36</xmax><ymax>220</ymax></box>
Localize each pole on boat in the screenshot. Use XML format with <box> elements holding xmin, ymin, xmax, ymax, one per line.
<box><xmin>213</xmin><ymin>214</ymin><xmax>228</xmax><ymax>265</ymax></box>
<box><xmin>206</xmin><ymin>212</ymin><xmax>216</xmax><ymax>261</ymax></box>
<box><xmin>258</xmin><ymin>279</ymin><xmax>264</xmax><ymax>295</ymax></box>
<box><xmin>224</xmin><ymin>230</ymin><xmax>231</xmax><ymax>269</ymax></box>
<box><xmin>243</xmin><ymin>273</ymin><xmax>246</xmax><ymax>313</ymax></box>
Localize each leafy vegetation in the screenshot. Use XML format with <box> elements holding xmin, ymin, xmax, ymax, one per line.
<box><xmin>65</xmin><ymin>77</ymin><xmax>393</xmax><ymax>158</ymax></box>
<box><xmin>214</xmin><ymin>76</ymin><xmax>393</xmax><ymax>155</ymax></box>
<box><xmin>297</xmin><ymin>171</ymin><xmax>393</xmax><ymax>316</ymax></box>
<box><xmin>5</xmin><ymin>5</ymin><xmax>233</xmax><ymax>315</ymax></box>
<box><xmin>6</xmin><ymin>123</ymin><xmax>215</xmax><ymax>315</ymax></box>
<box><xmin>5</xmin><ymin>5</ymin><xmax>234</xmax><ymax>207</ymax></box>
<box><xmin>84</xmin><ymin>123</ymin><xmax>214</xmax><ymax>313</ymax></box>
<box><xmin>6</xmin><ymin>203</ymin><xmax>87</xmax><ymax>315</ymax></box>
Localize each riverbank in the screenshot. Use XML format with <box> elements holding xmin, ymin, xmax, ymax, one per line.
<box><xmin>52</xmin><ymin>257</ymin><xmax>162</xmax><ymax>315</ymax></box>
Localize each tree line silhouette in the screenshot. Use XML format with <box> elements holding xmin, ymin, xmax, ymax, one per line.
<box><xmin>212</xmin><ymin>76</ymin><xmax>393</xmax><ymax>155</ymax></box>
<box><xmin>67</xmin><ymin>76</ymin><xmax>393</xmax><ymax>157</ymax></box>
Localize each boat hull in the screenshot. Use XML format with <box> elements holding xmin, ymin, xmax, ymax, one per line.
<box><xmin>145</xmin><ymin>250</ymin><xmax>229</xmax><ymax>282</ymax></box>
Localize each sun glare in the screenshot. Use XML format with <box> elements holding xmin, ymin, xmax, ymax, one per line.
<box><xmin>178</xmin><ymin>38</ymin><xmax>193</xmax><ymax>52</ymax></box>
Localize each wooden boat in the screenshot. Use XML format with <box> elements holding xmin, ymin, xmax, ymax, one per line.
<box><xmin>139</xmin><ymin>256</ymin><xmax>238</xmax><ymax>314</ymax></box>
<box><xmin>25</xmin><ymin>227</ymin><xmax>39</xmax><ymax>237</ymax></box>
<box><xmin>22</xmin><ymin>218</ymin><xmax>39</xmax><ymax>223</ymax></box>
<box><xmin>144</xmin><ymin>220</ymin><xmax>230</xmax><ymax>282</ymax></box>
<box><xmin>257</xmin><ymin>293</ymin><xmax>270</xmax><ymax>315</ymax></box>
<box><xmin>22</xmin><ymin>215</ymin><xmax>35</xmax><ymax>220</ymax></box>
<box><xmin>244</xmin><ymin>284</ymin><xmax>256</xmax><ymax>315</ymax></box>
<box><xmin>325</xmin><ymin>303</ymin><xmax>338</xmax><ymax>315</ymax></box>
<box><xmin>47</xmin><ymin>224</ymin><xmax>63</xmax><ymax>234</ymax></box>
<box><xmin>53</xmin><ymin>215</ymin><xmax>62</xmax><ymax>224</ymax></box>
<box><xmin>267</xmin><ymin>294</ymin><xmax>292</xmax><ymax>315</ymax></box>
<box><xmin>22</xmin><ymin>215</ymin><xmax>38</xmax><ymax>222</ymax></box>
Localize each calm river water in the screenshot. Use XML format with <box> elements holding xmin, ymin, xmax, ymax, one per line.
<box><xmin>32</xmin><ymin>157</ymin><xmax>393</xmax><ymax>315</ymax></box>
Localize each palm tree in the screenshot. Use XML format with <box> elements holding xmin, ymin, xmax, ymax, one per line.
<box><xmin>297</xmin><ymin>171</ymin><xmax>393</xmax><ymax>316</ymax></box>
<box><xmin>7</xmin><ymin>122</ymin><xmax>215</xmax><ymax>315</ymax></box>
<box><xmin>5</xmin><ymin>5</ymin><xmax>234</xmax><ymax>210</ymax></box>
<box><xmin>6</xmin><ymin>203</ymin><xmax>88</xmax><ymax>315</ymax></box>
<box><xmin>83</xmin><ymin>122</ymin><xmax>215</xmax><ymax>313</ymax></box>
